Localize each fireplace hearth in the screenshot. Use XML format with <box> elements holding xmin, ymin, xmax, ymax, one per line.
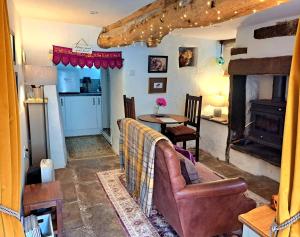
<box><xmin>229</xmin><ymin>75</ymin><xmax>287</xmax><ymax>167</ymax></box>
<box><xmin>231</xmin><ymin>140</ymin><xmax>282</xmax><ymax>166</ymax></box>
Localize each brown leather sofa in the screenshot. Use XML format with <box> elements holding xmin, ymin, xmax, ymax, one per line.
<box><xmin>153</xmin><ymin>140</ymin><xmax>256</xmax><ymax>237</ymax></box>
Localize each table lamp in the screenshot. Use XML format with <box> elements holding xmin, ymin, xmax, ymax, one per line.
<box><xmin>209</xmin><ymin>94</ymin><xmax>226</xmax><ymax>117</ymax></box>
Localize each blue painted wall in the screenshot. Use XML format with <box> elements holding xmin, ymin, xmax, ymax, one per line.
<box><xmin>57</xmin><ymin>63</ymin><xmax>101</xmax><ymax>81</ymax></box>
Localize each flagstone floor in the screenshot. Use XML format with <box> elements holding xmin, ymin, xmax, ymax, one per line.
<box><xmin>56</xmin><ymin>135</ymin><xmax>126</xmax><ymax>237</ymax></box>
<box><xmin>56</xmin><ymin>135</ymin><xmax>279</xmax><ymax>237</ymax></box>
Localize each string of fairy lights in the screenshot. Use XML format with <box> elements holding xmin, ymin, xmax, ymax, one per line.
<box><xmin>99</xmin><ymin>0</ymin><xmax>285</xmax><ymax>48</ymax></box>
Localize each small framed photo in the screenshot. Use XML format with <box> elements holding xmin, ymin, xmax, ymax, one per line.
<box><xmin>148</xmin><ymin>78</ymin><xmax>167</xmax><ymax>94</ymax></box>
<box><xmin>148</xmin><ymin>55</ymin><xmax>168</xmax><ymax>73</ymax></box>
<box><xmin>179</xmin><ymin>47</ymin><xmax>196</xmax><ymax>68</ymax></box>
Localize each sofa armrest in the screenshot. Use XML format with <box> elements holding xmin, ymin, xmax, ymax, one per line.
<box><xmin>175</xmin><ymin>177</ymin><xmax>247</xmax><ymax>200</ymax></box>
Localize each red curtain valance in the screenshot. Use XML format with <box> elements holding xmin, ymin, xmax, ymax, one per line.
<box><xmin>52</xmin><ymin>45</ymin><xmax>123</xmax><ymax>69</ymax></box>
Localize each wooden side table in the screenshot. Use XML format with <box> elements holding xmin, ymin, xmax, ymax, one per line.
<box><xmin>24</xmin><ymin>181</ymin><xmax>63</xmax><ymax>237</ymax></box>
<box><xmin>239</xmin><ymin>205</ymin><xmax>276</xmax><ymax>237</ymax></box>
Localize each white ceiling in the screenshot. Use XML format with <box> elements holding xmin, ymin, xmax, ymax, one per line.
<box><xmin>13</xmin><ymin>0</ymin><xmax>154</xmax><ymax>26</ymax></box>
<box><xmin>172</xmin><ymin>17</ymin><xmax>246</xmax><ymax>40</ymax></box>
<box><xmin>13</xmin><ymin>0</ymin><xmax>300</xmax><ymax>40</ymax></box>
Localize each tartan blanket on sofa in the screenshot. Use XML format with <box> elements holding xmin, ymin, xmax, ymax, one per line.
<box><xmin>119</xmin><ymin>118</ymin><xmax>169</xmax><ymax>216</ymax></box>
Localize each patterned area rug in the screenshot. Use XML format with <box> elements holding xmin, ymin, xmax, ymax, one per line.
<box><xmin>98</xmin><ymin>169</ymin><xmax>177</xmax><ymax>237</ymax></box>
<box><xmin>97</xmin><ymin>169</ymin><xmax>267</xmax><ymax>237</ymax></box>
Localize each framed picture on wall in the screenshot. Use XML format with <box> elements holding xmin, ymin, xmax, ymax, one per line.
<box><xmin>179</xmin><ymin>47</ymin><xmax>196</xmax><ymax>68</ymax></box>
<box><xmin>148</xmin><ymin>77</ymin><xmax>167</xmax><ymax>94</ymax></box>
<box><xmin>10</xmin><ymin>31</ymin><xmax>16</xmax><ymax>64</ymax></box>
<box><xmin>148</xmin><ymin>55</ymin><xmax>168</xmax><ymax>73</ymax></box>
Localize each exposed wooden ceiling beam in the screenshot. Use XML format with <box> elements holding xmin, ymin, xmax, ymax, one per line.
<box><xmin>98</xmin><ymin>0</ymin><xmax>290</xmax><ymax>48</ymax></box>
<box><xmin>103</xmin><ymin>1</ymin><xmax>163</xmax><ymax>33</ymax></box>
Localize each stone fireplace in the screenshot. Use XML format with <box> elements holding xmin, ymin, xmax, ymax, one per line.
<box><xmin>208</xmin><ymin>13</ymin><xmax>298</xmax><ymax>181</ymax></box>
<box><xmin>226</xmin><ymin>56</ymin><xmax>292</xmax><ymax>180</ymax></box>
<box><xmin>230</xmin><ymin>75</ymin><xmax>287</xmax><ymax>167</ymax></box>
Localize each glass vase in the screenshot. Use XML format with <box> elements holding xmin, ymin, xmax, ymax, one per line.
<box><xmin>155</xmin><ymin>105</ymin><xmax>160</xmax><ymax>115</ymax></box>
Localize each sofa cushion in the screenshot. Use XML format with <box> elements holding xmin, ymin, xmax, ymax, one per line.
<box><xmin>178</xmin><ymin>152</ymin><xmax>200</xmax><ymax>184</ymax></box>
<box><xmin>174</xmin><ymin>145</ymin><xmax>195</xmax><ymax>164</ymax></box>
<box><xmin>166</xmin><ymin>125</ymin><xmax>196</xmax><ymax>136</ymax></box>
<box><xmin>180</xmin><ymin>159</ymin><xmax>192</xmax><ymax>184</ymax></box>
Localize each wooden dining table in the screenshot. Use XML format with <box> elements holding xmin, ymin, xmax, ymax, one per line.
<box><xmin>138</xmin><ymin>114</ymin><xmax>189</xmax><ymax>134</ymax></box>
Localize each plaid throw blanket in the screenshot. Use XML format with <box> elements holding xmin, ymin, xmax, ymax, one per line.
<box><xmin>119</xmin><ymin>118</ymin><xmax>169</xmax><ymax>216</ymax></box>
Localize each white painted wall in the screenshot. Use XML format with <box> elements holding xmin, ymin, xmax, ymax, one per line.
<box><xmin>21</xmin><ymin>17</ymin><xmax>102</xmax><ymax>66</ymax></box>
<box><xmin>199</xmin><ymin>119</ymin><xmax>228</xmax><ymax>161</ymax></box>
<box><xmin>109</xmin><ymin>68</ymin><xmax>124</xmax><ymax>153</ymax></box>
<box><xmin>44</xmin><ymin>85</ymin><xmax>68</xmax><ymax>169</ymax></box>
<box><xmin>232</xmin><ymin>16</ymin><xmax>299</xmax><ymax>60</ymax></box>
<box><xmin>7</xmin><ymin>0</ymin><xmax>29</xmax><ymax>181</ymax></box>
<box><xmin>122</xmin><ymin>36</ymin><xmax>226</xmax><ymax>117</ymax></box>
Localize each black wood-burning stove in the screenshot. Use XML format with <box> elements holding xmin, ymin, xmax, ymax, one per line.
<box><xmin>231</xmin><ymin>75</ymin><xmax>287</xmax><ymax>167</ymax></box>
<box><xmin>248</xmin><ymin>76</ymin><xmax>287</xmax><ymax>150</ymax></box>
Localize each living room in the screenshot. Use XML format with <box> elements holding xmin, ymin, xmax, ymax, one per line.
<box><xmin>1</xmin><ymin>0</ymin><xmax>300</xmax><ymax>236</ymax></box>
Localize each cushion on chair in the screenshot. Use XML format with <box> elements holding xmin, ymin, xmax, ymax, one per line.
<box><xmin>166</xmin><ymin>125</ymin><xmax>196</xmax><ymax>136</ymax></box>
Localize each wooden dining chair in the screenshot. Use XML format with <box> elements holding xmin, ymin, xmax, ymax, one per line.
<box><xmin>123</xmin><ymin>95</ymin><xmax>136</xmax><ymax>119</ymax></box>
<box><xmin>166</xmin><ymin>94</ymin><xmax>202</xmax><ymax>161</ymax></box>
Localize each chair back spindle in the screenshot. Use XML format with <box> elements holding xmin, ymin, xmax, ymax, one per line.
<box><xmin>184</xmin><ymin>94</ymin><xmax>202</xmax><ymax>132</ymax></box>
<box><xmin>123</xmin><ymin>95</ymin><xmax>136</xmax><ymax>119</ymax></box>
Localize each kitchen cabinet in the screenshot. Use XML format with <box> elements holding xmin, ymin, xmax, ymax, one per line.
<box><xmin>60</xmin><ymin>95</ymin><xmax>102</xmax><ymax>137</ymax></box>
<box><xmin>95</xmin><ymin>96</ymin><xmax>102</xmax><ymax>130</ymax></box>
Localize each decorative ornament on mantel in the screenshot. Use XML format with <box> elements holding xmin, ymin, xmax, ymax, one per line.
<box><xmin>97</xmin><ymin>0</ymin><xmax>289</xmax><ymax>49</ymax></box>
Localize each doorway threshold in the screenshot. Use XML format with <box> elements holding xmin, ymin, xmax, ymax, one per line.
<box><xmin>102</xmin><ymin>128</ymin><xmax>112</xmax><ymax>144</ymax></box>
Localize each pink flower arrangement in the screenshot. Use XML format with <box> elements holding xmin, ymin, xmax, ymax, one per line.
<box><xmin>156</xmin><ymin>97</ymin><xmax>167</xmax><ymax>107</ymax></box>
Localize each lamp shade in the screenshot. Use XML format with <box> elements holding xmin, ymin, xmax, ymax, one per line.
<box><xmin>24</xmin><ymin>65</ymin><xmax>57</xmax><ymax>86</ymax></box>
<box><xmin>209</xmin><ymin>94</ymin><xmax>227</xmax><ymax>107</ymax></box>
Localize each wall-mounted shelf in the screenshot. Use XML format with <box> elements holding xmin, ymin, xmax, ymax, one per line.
<box><xmin>24</xmin><ymin>98</ymin><xmax>48</xmax><ymax>104</ymax></box>
<box><xmin>201</xmin><ymin>115</ymin><xmax>228</xmax><ymax>125</ymax></box>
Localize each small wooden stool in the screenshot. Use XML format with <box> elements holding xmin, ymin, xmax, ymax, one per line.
<box><xmin>24</xmin><ymin>181</ymin><xmax>63</xmax><ymax>237</ymax></box>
